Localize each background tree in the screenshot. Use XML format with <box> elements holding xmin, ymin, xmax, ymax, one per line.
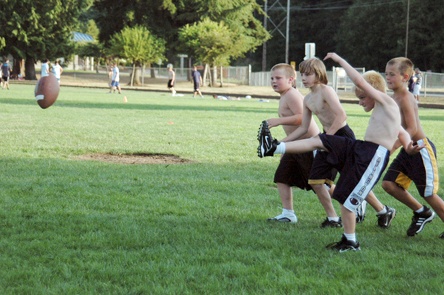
<box><xmin>93</xmin><ymin>0</ymin><xmax>269</xmax><ymax>68</ymax></box>
<box><xmin>0</xmin><ymin>0</ymin><xmax>93</xmax><ymax>79</ymax></box>
<box><xmin>335</xmin><ymin>0</ymin><xmax>444</xmax><ymax>72</ymax></box>
<box><xmin>178</xmin><ymin>1</ymin><xmax>270</xmax><ymax>86</ymax></box>
<box><xmin>77</xmin><ymin>42</ymin><xmax>105</xmax><ymax>73</ymax></box>
<box><xmin>108</xmin><ymin>26</ymin><xmax>166</xmax><ymax>86</ymax></box>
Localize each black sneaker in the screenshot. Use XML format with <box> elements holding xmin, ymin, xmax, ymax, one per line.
<box><xmin>326</xmin><ymin>235</ymin><xmax>361</xmax><ymax>252</ymax></box>
<box><xmin>321</xmin><ymin>217</ymin><xmax>342</xmax><ymax>228</ymax></box>
<box><xmin>407</xmin><ymin>206</ymin><xmax>436</xmax><ymax>236</ymax></box>
<box><xmin>377</xmin><ymin>205</ymin><xmax>396</xmax><ymax>228</ymax></box>
<box><xmin>257</xmin><ymin>121</ymin><xmax>278</xmax><ymax>157</ymax></box>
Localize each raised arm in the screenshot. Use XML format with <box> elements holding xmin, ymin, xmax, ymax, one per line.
<box><xmin>324</xmin><ymin>53</ymin><xmax>387</xmax><ymax>105</ymax></box>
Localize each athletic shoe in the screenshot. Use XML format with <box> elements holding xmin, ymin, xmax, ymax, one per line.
<box><xmin>267</xmin><ymin>213</ymin><xmax>298</xmax><ymax>223</ymax></box>
<box><xmin>321</xmin><ymin>217</ymin><xmax>342</xmax><ymax>228</ymax></box>
<box><xmin>377</xmin><ymin>205</ymin><xmax>396</xmax><ymax>228</ymax></box>
<box><xmin>355</xmin><ymin>200</ymin><xmax>367</xmax><ymax>223</ymax></box>
<box><xmin>257</xmin><ymin>121</ymin><xmax>278</xmax><ymax>157</ymax></box>
<box><xmin>439</xmin><ymin>232</ymin><xmax>444</xmax><ymax>239</ymax></box>
<box><xmin>326</xmin><ymin>235</ymin><xmax>361</xmax><ymax>252</ymax></box>
<box><xmin>406</xmin><ymin>206</ymin><xmax>436</xmax><ymax>236</ymax></box>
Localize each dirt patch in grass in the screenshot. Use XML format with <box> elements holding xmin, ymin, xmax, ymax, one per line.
<box><xmin>76</xmin><ymin>153</ymin><xmax>192</xmax><ymax>165</ymax></box>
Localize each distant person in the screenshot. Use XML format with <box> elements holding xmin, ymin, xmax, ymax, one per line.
<box><xmin>407</xmin><ymin>76</ymin><xmax>415</xmax><ymax>93</ymax></box>
<box><xmin>1</xmin><ymin>59</ymin><xmax>12</xmax><ymax>90</ymax></box>
<box><xmin>382</xmin><ymin>58</ymin><xmax>444</xmax><ymax>239</ymax></box>
<box><xmin>109</xmin><ymin>62</ymin><xmax>121</xmax><ymax>94</ymax></box>
<box><xmin>52</xmin><ymin>60</ymin><xmax>63</xmax><ymax>84</ymax></box>
<box><xmin>167</xmin><ymin>64</ymin><xmax>176</xmax><ymax>96</ymax></box>
<box><xmin>265</xmin><ymin>63</ymin><xmax>320</xmax><ymax>223</ymax></box>
<box><xmin>192</xmin><ymin>66</ymin><xmax>203</xmax><ymax>98</ymax></box>
<box><xmin>41</xmin><ymin>59</ymin><xmax>49</xmax><ymax>77</ymax></box>
<box><xmin>412</xmin><ymin>68</ymin><xmax>422</xmax><ymax>102</ymax></box>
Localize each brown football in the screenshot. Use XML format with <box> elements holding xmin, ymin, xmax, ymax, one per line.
<box><xmin>35</xmin><ymin>74</ymin><xmax>60</xmax><ymax>109</ymax></box>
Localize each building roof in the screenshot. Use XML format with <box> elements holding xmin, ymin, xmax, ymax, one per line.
<box><xmin>72</xmin><ymin>32</ymin><xmax>95</xmax><ymax>43</ymax></box>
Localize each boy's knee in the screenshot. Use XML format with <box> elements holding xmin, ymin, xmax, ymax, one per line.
<box><xmin>382</xmin><ymin>180</ymin><xmax>396</xmax><ymax>193</ymax></box>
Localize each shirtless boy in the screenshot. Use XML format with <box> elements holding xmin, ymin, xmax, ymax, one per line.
<box><xmin>382</xmin><ymin>57</ymin><xmax>444</xmax><ymax>239</ymax></box>
<box><xmin>264</xmin><ymin>63</ymin><xmax>320</xmax><ymax>223</ymax></box>
<box><xmin>258</xmin><ymin>53</ymin><xmax>421</xmax><ymax>251</ymax></box>
<box><xmin>279</xmin><ymin>58</ymin><xmax>391</xmax><ymax>228</ymax></box>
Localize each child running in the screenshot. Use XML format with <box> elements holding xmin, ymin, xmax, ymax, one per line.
<box><xmin>264</xmin><ymin>63</ymin><xmax>320</xmax><ymax>223</ymax></box>
<box><xmin>258</xmin><ymin>53</ymin><xmax>422</xmax><ymax>251</ymax></box>
<box><xmin>275</xmin><ymin>57</ymin><xmax>391</xmax><ymax>228</ymax></box>
<box><xmin>382</xmin><ymin>57</ymin><xmax>444</xmax><ymax>239</ymax></box>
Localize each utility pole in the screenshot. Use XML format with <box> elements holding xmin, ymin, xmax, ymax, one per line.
<box><xmin>405</xmin><ymin>0</ymin><xmax>410</xmax><ymax>57</ymax></box>
<box><xmin>262</xmin><ymin>1</ymin><xmax>268</xmax><ymax>72</ymax></box>
<box><xmin>262</xmin><ymin>0</ymin><xmax>290</xmax><ymax>71</ymax></box>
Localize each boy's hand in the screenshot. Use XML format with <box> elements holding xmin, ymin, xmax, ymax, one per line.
<box><xmin>266</xmin><ymin>118</ymin><xmax>279</xmax><ymax>128</ymax></box>
<box><xmin>405</xmin><ymin>141</ymin><xmax>425</xmax><ymax>155</ymax></box>
<box><xmin>323</xmin><ymin>53</ymin><xmax>341</xmax><ymax>63</ymax></box>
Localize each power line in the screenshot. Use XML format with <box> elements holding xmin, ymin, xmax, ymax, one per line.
<box><xmin>266</xmin><ymin>0</ymin><xmax>404</xmax><ymax>11</ymax></box>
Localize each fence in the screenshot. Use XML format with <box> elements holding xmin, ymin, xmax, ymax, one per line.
<box><xmin>61</xmin><ymin>64</ymin><xmax>444</xmax><ymax>96</ymax></box>
<box><xmin>94</xmin><ymin>65</ymin><xmax>250</xmax><ymax>85</ymax></box>
<box><xmin>250</xmin><ymin>69</ymin><xmax>444</xmax><ymax>97</ymax></box>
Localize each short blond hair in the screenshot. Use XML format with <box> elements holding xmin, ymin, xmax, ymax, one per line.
<box><xmin>387</xmin><ymin>57</ymin><xmax>414</xmax><ymax>77</ymax></box>
<box><xmin>271</xmin><ymin>63</ymin><xmax>296</xmax><ymax>79</ymax></box>
<box><xmin>299</xmin><ymin>58</ymin><xmax>328</xmax><ymax>85</ymax></box>
<box><xmin>356</xmin><ymin>70</ymin><xmax>386</xmax><ymax>93</ymax></box>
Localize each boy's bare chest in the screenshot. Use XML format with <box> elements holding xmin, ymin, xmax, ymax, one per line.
<box><xmin>306</xmin><ymin>97</ymin><xmax>327</xmax><ymax>115</ymax></box>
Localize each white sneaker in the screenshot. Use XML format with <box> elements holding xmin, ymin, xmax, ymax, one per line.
<box><xmin>356</xmin><ymin>200</ymin><xmax>367</xmax><ymax>223</ymax></box>
<box><xmin>267</xmin><ymin>212</ymin><xmax>297</xmax><ymax>223</ymax></box>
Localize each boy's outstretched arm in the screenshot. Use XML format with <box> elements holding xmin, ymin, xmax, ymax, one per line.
<box><xmin>324</xmin><ymin>53</ymin><xmax>383</xmax><ymax>104</ymax></box>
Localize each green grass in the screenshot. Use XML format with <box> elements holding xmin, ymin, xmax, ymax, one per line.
<box><xmin>1</xmin><ymin>85</ymin><xmax>443</xmax><ymax>294</ymax></box>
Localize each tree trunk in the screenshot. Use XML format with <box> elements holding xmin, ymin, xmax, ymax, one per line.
<box><xmin>129</xmin><ymin>65</ymin><xmax>142</xmax><ymax>86</ymax></box>
<box><xmin>12</xmin><ymin>58</ymin><xmax>22</xmax><ymax>78</ymax></box>
<box><xmin>130</xmin><ymin>64</ymin><xmax>135</xmax><ymax>86</ymax></box>
<box><xmin>203</xmin><ymin>64</ymin><xmax>211</xmax><ymax>87</ymax></box>
<box><xmin>219</xmin><ymin>66</ymin><xmax>223</xmax><ymax>87</ymax></box>
<box><xmin>212</xmin><ymin>65</ymin><xmax>217</xmax><ymax>87</ymax></box>
<box><xmin>25</xmin><ymin>57</ymin><xmax>37</xmax><ymax>80</ymax></box>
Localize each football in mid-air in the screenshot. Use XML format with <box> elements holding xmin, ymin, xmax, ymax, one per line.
<box><xmin>35</xmin><ymin>74</ymin><xmax>60</xmax><ymax>109</ymax></box>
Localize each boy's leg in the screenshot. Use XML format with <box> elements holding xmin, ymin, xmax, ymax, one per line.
<box><xmin>365</xmin><ymin>190</ymin><xmax>396</xmax><ymax>228</ymax></box>
<box><xmin>284</xmin><ymin>137</ymin><xmax>324</xmax><ymax>154</ymax></box>
<box><xmin>326</xmin><ymin>205</ymin><xmax>360</xmax><ymax>252</ymax></box>
<box><xmin>341</xmin><ymin>205</ymin><xmax>356</xmax><ymax>235</ymax></box>
<box><xmin>382</xmin><ymin>180</ymin><xmax>422</xmax><ymax>210</ymax></box>
<box><xmin>311</xmin><ymin>184</ymin><xmax>341</xmax><ymax>227</ymax></box>
<box><xmin>268</xmin><ymin>183</ymin><xmax>297</xmax><ymax>223</ymax></box>
<box><xmin>277</xmin><ymin>183</ymin><xmax>293</xmax><ymax>210</ymax></box>
<box><xmin>257</xmin><ymin>120</ymin><xmax>324</xmax><ymax>157</ymax></box>
<box><xmin>424</xmin><ymin>194</ymin><xmax>444</xmax><ymax>222</ymax></box>
<box><xmin>382</xmin><ymin>180</ymin><xmax>435</xmax><ymax>236</ymax></box>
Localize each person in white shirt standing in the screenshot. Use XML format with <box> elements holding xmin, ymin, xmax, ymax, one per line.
<box><xmin>52</xmin><ymin>60</ymin><xmax>63</xmax><ymax>84</ymax></box>
<box><xmin>109</xmin><ymin>62</ymin><xmax>121</xmax><ymax>94</ymax></box>
<box><xmin>41</xmin><ymin>59</ymin><xmax>49</xmax><ymax>77</ymax></box>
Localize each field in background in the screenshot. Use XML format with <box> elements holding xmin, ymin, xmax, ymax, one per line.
<box><xmin>1</xmin><ymin>85</ymin><xmax>443</xmax><ymax>294</ymax></box>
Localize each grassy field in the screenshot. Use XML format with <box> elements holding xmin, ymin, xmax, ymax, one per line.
<box><xmin>1</xmin><ymin>85</ymin><xmax>443</xmax><ymax>294</ymax></box>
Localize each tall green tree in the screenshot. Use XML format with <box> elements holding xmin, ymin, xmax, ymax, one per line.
<box><xmin>336</xmin><ymin>0</ymin><xmax>444</xmax><ymax>72</ymax></box>
<box><xmin>108</xmin><ymin>25</ymin><xmax>166</xmax><ymax>86</ymax></box>
<box><xmin>93</xmin><ymin>0</ymin><xmax>269</xmax><ymax>66</ymax></box>
<box><xmin>0</xmin><ymin>0</ymin><xmax>93</xmax><ymax>79</ymax></box>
